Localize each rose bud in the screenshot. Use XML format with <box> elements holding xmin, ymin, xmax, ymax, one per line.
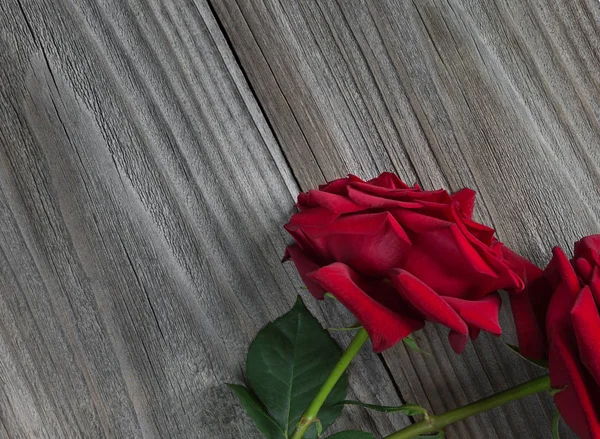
<box><xmin>510</xmin><ymin>235</ymin><xmax>600</xmax><ymax>439</ymax></box>
<box><xmin>284</xmin><ymin>173</ymin><xmax>525</xmax><ymax>353</ymax></box>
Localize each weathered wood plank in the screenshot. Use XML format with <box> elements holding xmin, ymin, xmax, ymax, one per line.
<box><xmin>0</xmin><ymin>0</ymin><xmax>408</xmax><ymax>437</ymax></box>
<box><xmin>212</xmin><ymin>0</ymin><xmax>600</xmax><ymax>437</ymax></box>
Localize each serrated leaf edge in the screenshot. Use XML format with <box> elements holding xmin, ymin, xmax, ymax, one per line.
<box><xmin>246</xmin><ymin>295</ymin><xmax>348</xmax><ymax>439</ymax></box>
<box><xmin>226</xmin><ymin>383</ymin><xmax>286</xmax><ymax>438</ymax></box>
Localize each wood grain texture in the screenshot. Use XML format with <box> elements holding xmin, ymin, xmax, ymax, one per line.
<box><xmin>212</xmin><ymin>0</ymin><xmax>600</xmax><ymax>437</ymax></box>
<box><xmin>0</xmin><ymin>0</ymin><xmax>408</xmax><ymax>438</ymax></box>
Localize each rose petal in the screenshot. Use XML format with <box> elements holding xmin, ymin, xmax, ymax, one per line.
<box><xmin>451</xmin><ymin>211</ymin><xmax>524</xmax><ymax>294</ymax></box>
<box><xmin>501</xmin><ymin>246</ymin><xmax>549</xmax><ymax>359</ymax></box>
<box><xmin>589</xmin><ymin>266</ymin><xmax>600</xmax><ymax>304</ymax></box>
<box><xmin>389</xmin><ymin>269</ymin><xmax>468</xmax><ymax>337</ymax></box>
<box><xmin>553</xmin><ymin>246</ymin><xmax>582</xmax><ymax>297</ymax></box>
<box><xmin>347</xmin><ymin>180</ymin><xmax>453</xmax><ymax>211</ymax></box>
<box><xmin>451</xmin><ymin>188</ymin><xmax>476</xmax><ymax>218</ymax></box>
<box><xmin>286</xmin><ymin>206</ymin><xmax>340</xmax><ymax>228</ymax></box>
<box><xmin>346</xmin><ymin>185</ymin><xmax>423</xmax><ymax>209</ymax></box>
<box><xmin>460</xmin><ymin>216</ymin><xmax>496</xmax><ymax>246</ymax></box>
<box><xmin>351</xmin><ymin>182</ymin><xmax>449</xmax><ymax>204</ymax></box>
<box><xmin>284</xmin><ymin>245</ymin><xmax>327</xmax><ymax>299</ymax></box>
<box><xmin>318</xmin><ymin>176</ymin><xmax>357</xmax><ymax>193</ymax></box>
<box><xmin>572</xmin><ymin>287</ymin><xmax>600</xmax><ymax>385</ymax></box>
<box><xmin>509</xmin><ymin>291</ymin><xmax>548</xmax><ymax>360</ymax></box>
<box><xmin>391</xmin><ymin>208</ymin><xmax>453</xmax><ymax>233</ymax></box>
<box><xmin>546</xmin><ymin>245</ymin><xmax>600</xmax><ymax>439</ymax></box>
<box><xmin>402</xmin><ymin>189</ymin><xmax>451</xmax><ymax>203</ymax></box>
<box><xmin>296</xmin><ymin>191</ymin><xmax>314</xmax><ymax>210</ymax></box>
<box><xmin>444</xmin><ymin>294</ymin><xmax>502</xmax><ymax>336</ymax></box>
<box><xmin>550</xmin><ymin>334</ymin><xmax>600</xmax><ymax>439</ymax></box>
<box><xmin>574</xmin><ymin>235</ymin><xmax>600</xmax><ymax>267</ymax></box>
<box><xmin>297</xmin><ymin>212</ymin><xmax>412</xmax><ymax>277</ymax></box>
<box><xmin>574</xmin><ymin>257</ymin><xmax>593</xmax><ymax>282</ymax></box>
<box><xmin>447</xmin><ymin>294</ymin><xmax>501</xmax><ymax>351</ymax></box>
<box><xmin>500</xmin><ymin>246</ymin><xmax>544</xmax><ymax>290</ymax></box>
<box><xmin>308</xmin><ymin>263</ymin><xmax>424</xmax><ymax>352</ymax></box>
<box><xmin>448</xmin><ymin>221</ymin><xmax>500</xmax><ymax>279</ymax></box>
<box><xmin>295</xmin><ymin>211</ymin><xmax>409</xmax><ymax>241</ymax></box>
<box><xmin>347</xmin><ymin>181</ymin><xmax>417</xmax><ymax>198</ymax></box>
<box><xmin>304</xmin><ymin>189</ymin><xmax>364</xmax><ymax>214</ymax></box>
<box><xmin>367</xmin><ymin>172</ymin><xmax>411</xmax><ymax>189</ymax></box>
<box><xmin>283</xmin><ymin>226</ymin><xmax>316</xmax><ymax>256</ymax></box>
<box><xmin>398</xmin><ymin>223</ymin><xmax>506</xmax><ymax>299</ymax></box>
<box><xmin>448</xmin><ymin>331</ymin><xmax>469</xmax><ymax>353</ymax></box>
<box><xmin>469</xmin><ymin>327</ymin><xmax>481</xmax><ymax>341</ymax></box>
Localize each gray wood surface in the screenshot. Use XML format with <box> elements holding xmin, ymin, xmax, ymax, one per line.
<box><xmin>0</xmin><ymin>0</ymin><xmax>597</xmax><ymax>437</ymax></box>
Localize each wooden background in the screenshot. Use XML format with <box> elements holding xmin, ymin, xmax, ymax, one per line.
<box><xmin>0</xmin><ymin>0</ymin><xmax>598</xmax><ymax>437</ymax></box>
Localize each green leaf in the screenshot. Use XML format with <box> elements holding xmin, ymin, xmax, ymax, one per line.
<box><xmin>552</xmin><ymin>409</ymin><xmax>561</xmax><ymax>439</ymax></box>
<box><xmin>403</xmin><ymin>335</ymin><xmax>432</xmax><ymax>356</ymax></box>
<box><xmin>247</xmin><ymin>296</ymin><xmax>348</xmax><ymax>439</ymax></box>
<box><xmin>338</xmin><ymin>400</ymin><xmax>428</xmax><ymax>418</ymax></box>
<box><xmin>227</xmin><ymin>384</ymin><xmax>286</xmax><ymax>439</ymax></box>
<box><xmin>326</xmin><ymin>431</ymin><xmax>376</xmax><ymax>439</ymax></box>
<box><xmin>505</xmin><ymin>343</ymin><xmax>549</xmax><ymax>369</ymax></box>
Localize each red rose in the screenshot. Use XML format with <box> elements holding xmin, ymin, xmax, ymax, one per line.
<box><xmin>283</xmin><ymin>173</ymin><xmax>525</xmax><ymax>353</ymax></box>
<box><xmin>511</xmin><ymin>236</ymin><xmax>600</xmax><ymax>439</ymax></box>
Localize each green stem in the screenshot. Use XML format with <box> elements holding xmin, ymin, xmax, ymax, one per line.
<box><xmin>384</xmin><ymin>375</ymin><xmax>551</xmax><ymax>439</ymax></box>
<box><xmin>290</xmin><ymin>328</ymin><xmax>369</xmax><ymax>439</ymax></box>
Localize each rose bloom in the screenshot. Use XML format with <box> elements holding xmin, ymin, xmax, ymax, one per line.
<box><xmin>284</xmin><ymin>173</ymin><xmax>526</xmax><ymax>353</ymax></box>
<box><xmin>511</xmin><ymin>235</ymin><xmax>600</xmax><ymax>439</ymax></box>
